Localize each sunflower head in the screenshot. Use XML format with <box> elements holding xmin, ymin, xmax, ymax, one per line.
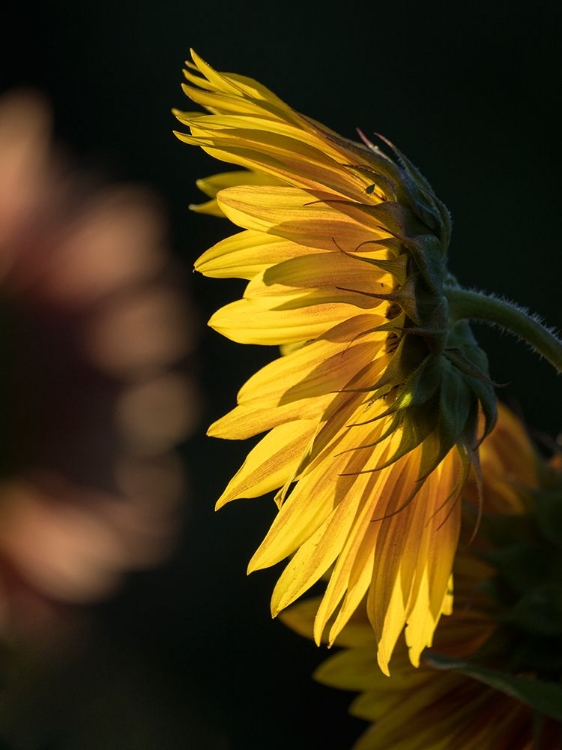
<box><xmin>176</xmin><ymin>52</ymin><xmax>496</xmax><ymax>477</ymax></box>
<box><xmin>175</xmin><ymin>52</ymin><xmax>497</xmax><ymax>672</ymax></box>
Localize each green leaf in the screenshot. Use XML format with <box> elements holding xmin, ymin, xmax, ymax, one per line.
<box><xmin>425</xmin><ymin>653</ymin><xmax>562</xmax><ymax>722</ymax></box>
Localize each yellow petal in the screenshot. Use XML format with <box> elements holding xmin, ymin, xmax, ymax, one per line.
<box><xmin>189</xmin><ymin>50</ymin><xmax>296</xmax><ymax>118</ymax></box>
<box><xmin>320</xmin><ymin>437</ymin><xmax>409</xmax><ymax>649</ymax></box>
<box><xmin>217</xmin><ymin>185</ymin><xmax>390</xmax><ymax>250</ymax></box>
<box><xmin>248</xmin><ymin>461</ymin><xmax>342</xmax><ymax>572</ymax></box>
<box><xmin>185</xmin><ymin>117</ymin><xmax>374</xmax><ymax>199</ymax></box>
<box><xmin>208</xmin><ymin>297</ymin><xmax>358</xmax><ymax>345</ymax></box>
<box><xmin>270</xmin><ymin>496</ymin><xmax>360</xmax><ymax>615</ymax></box>
<box><xmin>236</xmin><ymin>316</ymin><xmax>385</xmax><ymax>405</ymax></box>
<box><xmin>195</xmin><ymin>230</ymin><xmax>306</xmax><ymax>280</ymax></box>
<box><xmin>252</xmin><ymin>251</ymin><xmax>394</xmax><ymax>295</ymax></box>
<box><xmin>314</xmin><ymin>649</ymin><xmax>381</xmax><ymax>693</ymax></box>
<box><xmin>251</xmin><ymin>418</ymin><xmax>392</xmax><ymax>579</ymax></box>
<box><xmin>209</xmin><ymin>396</ymin><xmax>329</xmax><ymax>440</ymax></box>
<box><xmin>215</xmin><ymin>419</ymin><xmax>315</xmax><ymax>507</ymax></box>
<box><xmin>241</xmin><ymin>254</ymin><xmax>393</xmax><ymax>312</ymax></box>
<box><xmin>370</xmin><ymin>448</ymin><xmax>462</xmax><ymax>673</ymax></box>
<box><xmin>196</xmin><ymin>169</ymin><xmax>275</xmax><ymax>197</ymax></box>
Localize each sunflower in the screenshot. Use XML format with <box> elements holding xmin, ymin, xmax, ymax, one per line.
<box><xmin>281</xmin><ymin>405</ymin><xmax>562</xmax><ymax>749</ymax></box>
<box><xmin>282</xmin><ymin>579</ymin><xmax>559</xmax><ymax>750</ymax></box>
<box><xmin>0</xmin><ymin>91</ymin><xmax>197</xmax><ymax>635</ymax></box>
<box><xmin>175</xmin><ymin>51</ymin><xmax>496</xmax><ymax>672</ymax></box>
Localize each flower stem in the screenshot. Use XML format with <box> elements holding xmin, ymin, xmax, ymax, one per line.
<box><xmin>445</xmin><ymin>287</ymin><xmax>562</xmax><ymax>374</ymax></box>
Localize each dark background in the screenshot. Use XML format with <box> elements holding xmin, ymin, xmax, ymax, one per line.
<box><xmin>2</xmin><ymin>2</ymin><xmax>562</xmax><ymax>748</ymax></box>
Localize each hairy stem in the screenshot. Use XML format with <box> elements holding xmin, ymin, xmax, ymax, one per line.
<box><xmin>445</xmin><ymin>287</ymin><xmax>562</xmax><ymax>374</ymax></box>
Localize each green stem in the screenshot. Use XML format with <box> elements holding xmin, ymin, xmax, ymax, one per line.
<box><xmin>445</xmin><ymin>287</ymin><xmax>562</xmax><ymax>374</ymax></box>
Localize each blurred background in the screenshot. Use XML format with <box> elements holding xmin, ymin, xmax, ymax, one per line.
<box><xmin>1</xmin><ymin>1</ymin><xmax>561</xmax><ymax>748</ymax></box>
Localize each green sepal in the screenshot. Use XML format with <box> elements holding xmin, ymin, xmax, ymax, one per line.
<box><xmin>342</xmin><ymin>393</ymin><xmax>441</xmax><ymax>473</ymax></box>
<box><xmin>396</xmin><ymin>231</ymin><xmax>446</xmax><ymax>289</ymax></box>
<box><xmin>374</xmin><ymin>132</ymin><xmax>452</xmax><ymax>248</ymax></box>
<box><xmin>424</xmin><ymin>653</ymin><xmax>562</xmax><ymax>724</ymax></box>
<box><xmin>371</xmin><ymin>333</ymin><xmax>430</xmax><ymax>393</ymax></box>
<box><xmin>444</xmin><ymin>347</ymin><xmax>493</xmax><ymax>386</ymax></box>
<box><xmin>353</xmin><ymin>130</ymin><xmax>449</xmax><ymax>243</ymax></box>
<box><xmin>374</xmin><ymin>403</ymin><xmax>441</xmax><ymax>472</ymax></box>
<box><xmin>447</xmin><ymin>319</ymin><xmax>491</xmax><ymax>370</ymax></box>
<box><xmin>463</xmin><ymin>374</ymin><xmax>497</xmax><ymax>443</ymax></box>
<box><xmin>435</xmin><ymin>358</ymin><xmax>474</xmax><ymax>454</ymax></box>
<box><xmin>417</xmin><ymin>427</ymin><xmax>453</xmax><ymax>481</ymax></box>
<box><xmin>393</xmin><ymin>354</ymin><xmax>443</xmax><ymax>411</ymax></box>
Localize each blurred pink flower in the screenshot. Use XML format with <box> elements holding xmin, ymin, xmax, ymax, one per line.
<box><xmin>0</xmin><ymin>90</ymin><xmax>198</xmax><ymax>634</ymax></box>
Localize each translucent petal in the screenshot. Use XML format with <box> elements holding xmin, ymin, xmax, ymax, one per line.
<box><xmin>208</xmin><ymin>297</ymin><xmax>358</xmax><ymax>345</ymax></box>
<box><xmin>217</xmin><ymin>185</ymin><xmax>390</xmax><ymax>250</ymax></box>
<box><xmin>209</xmin><ymin>396</ymin><xmax>329</xmax><ymax>440</ymax></box>
<box><xmin>236</xmin><ymin>317</ymin><xmax>385</xmax><ymax>405</ymax></box>
<box><xmin>195</xmin><ymin>231</ymin><xmax>309</xmax><ymax>280</ymax></box>
<box><xmin>216</xmin><ymin>419</ymin><xmax>315</xmax><ymax>506</ymax></box>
